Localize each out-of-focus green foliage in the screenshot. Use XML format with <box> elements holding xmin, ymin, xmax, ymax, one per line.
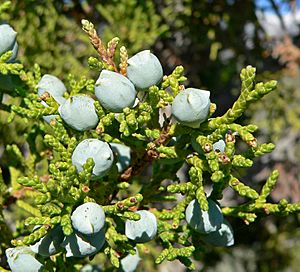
<box><xmin>2</xmin><ymin>0</ymin><xmax>266</xmax><ymax>90</ymax></box>
<box><xmin>96</xmin><ymin>0</ymin><xmax>169</xmax><ymax>54</ymax></box>
<box><xmin>0</xmin><ymin>0</ymin><xmax>93</xmax><ymax>78</ymax></box>
<box><xmin>250</xmin><ymin>73</ymin><xmax>300</xmax><ymax>143</ymax></box>
<box><xmin>158</xmin><ymin>0</ymin><xmax>265</xmax><ymax>91</ymax></box>
<box><xmin>0</xmin><ymin>0</ymin><xmax>169</xmax><ymax>78</ymax></box>
<box><xmin>1</xmin><ymin>1</ymin><xmax>300</xmax><ymax>271</ymax></box>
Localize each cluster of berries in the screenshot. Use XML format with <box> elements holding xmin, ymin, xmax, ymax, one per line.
<box><xmin>0</xmin><ymin>23</ymin><xmax>212</xmax><ymax>131</ymax></box>
<box><xmin>1</xmin><ymin>22</ymin><xmax>233</xmax><ymax>272</ymax></box>
<box><xmin>6</xmin><ymin>202</ymin><xmax>157</xmax><ymax>272</ymax></box>
<box><xmin>186</xmin><ymin>140</ymin><xmax>234</xmax><ymax>246</ymax></box>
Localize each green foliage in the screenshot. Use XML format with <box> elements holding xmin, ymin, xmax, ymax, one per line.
<box><xmin>97</xmin><ymin>0</ymin><xmax>168</xmax><ymax>54</ymax></box>
<box><xmin>0</xmin><ymin>0</ymin><xmax>168</xmax><ymax>78</ymax></box>
<box><xmin>1</xmin><ymin>0</ymin><xmax>93</xmax><ymax>78</ymax></box>
<box><xmin>0</xmin><ymin>13</ymin><xmax>299</xmax><ymax>270</ymax></box>
<box><xmin>1</xmin><ymin>1</ymin><xmax>300</xmax><ymax>271</ymax></box>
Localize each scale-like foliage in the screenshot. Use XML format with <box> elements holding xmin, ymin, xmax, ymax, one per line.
<box><xmin>0</xmin><ymin>13</ymin><xmax>299</xmax><ymax>270</ymax></box>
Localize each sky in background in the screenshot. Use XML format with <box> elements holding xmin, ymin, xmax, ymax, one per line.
<box><xmin>256</xmin><ymin>0</ymin><xmax>296</xmax><ymax>14</ymax></box>
<box><xmin>255</xmin><ymin>0</ymin><xmax>300</xmax><ymax>37</ymax></box>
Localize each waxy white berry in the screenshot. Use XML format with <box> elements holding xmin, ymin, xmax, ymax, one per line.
<box><xmin>119</xmin><ymin>248</ymin><xmax>141</xmax><ymax>272</ymax></box>
<box><xmin>172</xmin><ymin>88</ymin><xmax>210</xmax><ymax>128</ymax></box>
<box><xmin>95</xmin><ymin>70</ymin><xmax>137</xmax><ymax>112</ymax></box>
<box><xmin>0</xmin><ymin>23</ymin><xmax>18</xmax><ymax>62</ymax></box>
<box><xmin>186</xmin><ymin>199</ymin><xmax>223</xmax><ymax>234</ymax></box>
<box><xmin>71</xmin><ymin>202</ymin><xmax>105</xmax><ymax>235</ymax></box>
<box><xmin>126</xmin><ymin>50</ymin><xmax>163</xmax><ymax>89</ymax></box>
<box><xmin>110</xmin><ymin>143</ymin><xmax>131</xmax><ymax>172</ymax></box>
<box><xmin>58</xmin><ymin>95</ymin><xmax>99</xmax><ymax>131</ymax></box>
<box><xmin>30</xmin><ymin>226</ymin><xmax>64</xmax><ymax>256</ymax></box>
<box><xmin>202</xmin><ymin>219</ymin><xmax>234</xmax><ymax>247</ymax></box>
<box><xmin>125</xmin><ymin>210</ymin><xmax>157</xmax><ymax>243</ymax></box>
<box><xmin>61</xmin><ymin>229</ymin><xmax>105</xmax><ymax>258</ymax></box>
<box><xmin>72</xmin><ymin>139</ymin><xmax>114</xmax><ymax>178</ymax></box>
<box><xmin>6</xmin><ymin>246</ymin><xmax>44</xmax><ymax>272</ymax></box>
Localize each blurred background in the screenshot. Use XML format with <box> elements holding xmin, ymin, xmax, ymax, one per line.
<box><xmin>1</xmin><ymin>0</ymin><xmax>300</xmax><ymax>271</ymax></box>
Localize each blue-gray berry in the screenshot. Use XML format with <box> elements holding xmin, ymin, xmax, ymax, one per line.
<box><xmin>192</xmin><ymin>139</ymin><xmax>226</xmax><ymax>154</ymax></box>
<box><xmin>171</xmin><ymin>88</ymin><xmax>210</xmax><ymax>128</ymax></box>
<box><xmin>61</xmin><ymin>229</ymin><xmax>105</xmax><ymax>258</ymax></box>
<box><xmin>42</xmin><ymin>113</ymin><xmax>59</xmax><ymax>124</ymax></box>
<box><xmin>213</xmin><ymin>139</ymin><xmax>226</xmax><ymax>153</ymax></box>
<box><xmin>0</xmin><ymin>23</ymin><xmax>18</xmax><ymax>61</ymax></box>
<box><xmin>95</xmin><ymin>70</ymin><xmax>137</xmax><ymax>112</ymax></box>
<box><xmin>202</xmin><ymin>219</ymin><xmax>234</xmax><ymax>247</ymax></box>
<box><xmin>30</xmin><ymin>226</ymin><xmax>64</xmax><ymax>256</ymax></box>
<box><xmin>58</xmin><ymin>95</ymin><xmax>99</xmax><ymax>131</ymax></box>
<box><xmin>72</xmin><ymin>139</ymin><xmax>114</xmax><ymax>178</ymax></box>
<box><xmin>185</xmin><ymin>199</ymin><xmax>223</xmax><ymax>234</ymax></box>
<box><xmin>41</xmin><ymin>99</ymin><xmax>66</xmax><ymax>124</ymax></box>
<box><xmin>37</xmin><ymin>74</ymin><xmax>67</xmax><ymax>123</ymax></box>
<box><xmin>37</xmin><ymin>74</ymin><xmax>67</xmax><ymax>104</ymax></box>
<box><xmin>5</xmin><ymin>246</ymin><xmax>44</xmax><ymax>272</ymax></box>
<box><xmin>110</xmin><ymin>143</ymin><xmax>131</xmax><ymax>172</ymax></box>
<box><xmin>71</xmin><ymin>202</ymin><xmax>105</xmax><ymax>235</ymax></box>
<box><xmin>7</xmin><ymin>41</ymin><xmax>18</xmax><ymax>62</ymax></box>
<box><xmin>126</xmin><ymin>50</ymin><xmax>163</xmax><ymax>89</ymax></box>
<box><xmin>125</xmin><ymin>210</ymin><xmax>157</xmax><ymax>243</ymax></box>
<box><xmin>119</xmin><ymin>248</ymin><xmax>141</xmax><ymax>272</ymax></box>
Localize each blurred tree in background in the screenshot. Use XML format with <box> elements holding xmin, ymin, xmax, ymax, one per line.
<box><xmin>1</xmin><ymin>0</ymin><xmax>300</xmax><ymax>271</ymax></box>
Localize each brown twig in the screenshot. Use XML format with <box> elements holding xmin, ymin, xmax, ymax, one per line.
<box><xmin>119</xmin><ymin>46</ymin><xmax>128</xmax><ymax>76</ymax></box>
<box><xmin>82</xmin><ymin>20</ymin><xmax>118</xmax><ymax>72</ymax></box>
<box><xmin>120</xmin><ymin>124</ymin><xmax>173</xmax><ymax>182</ymax></box>
<box><xmin>107</xmin><ymin>37</ymin><xmax>120</xmax><ymax>59</ymax></box>
<box><xmin>107</xmin><ymin>124</ymin><xmax>173</xmax><ymax>201</ymax></box>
